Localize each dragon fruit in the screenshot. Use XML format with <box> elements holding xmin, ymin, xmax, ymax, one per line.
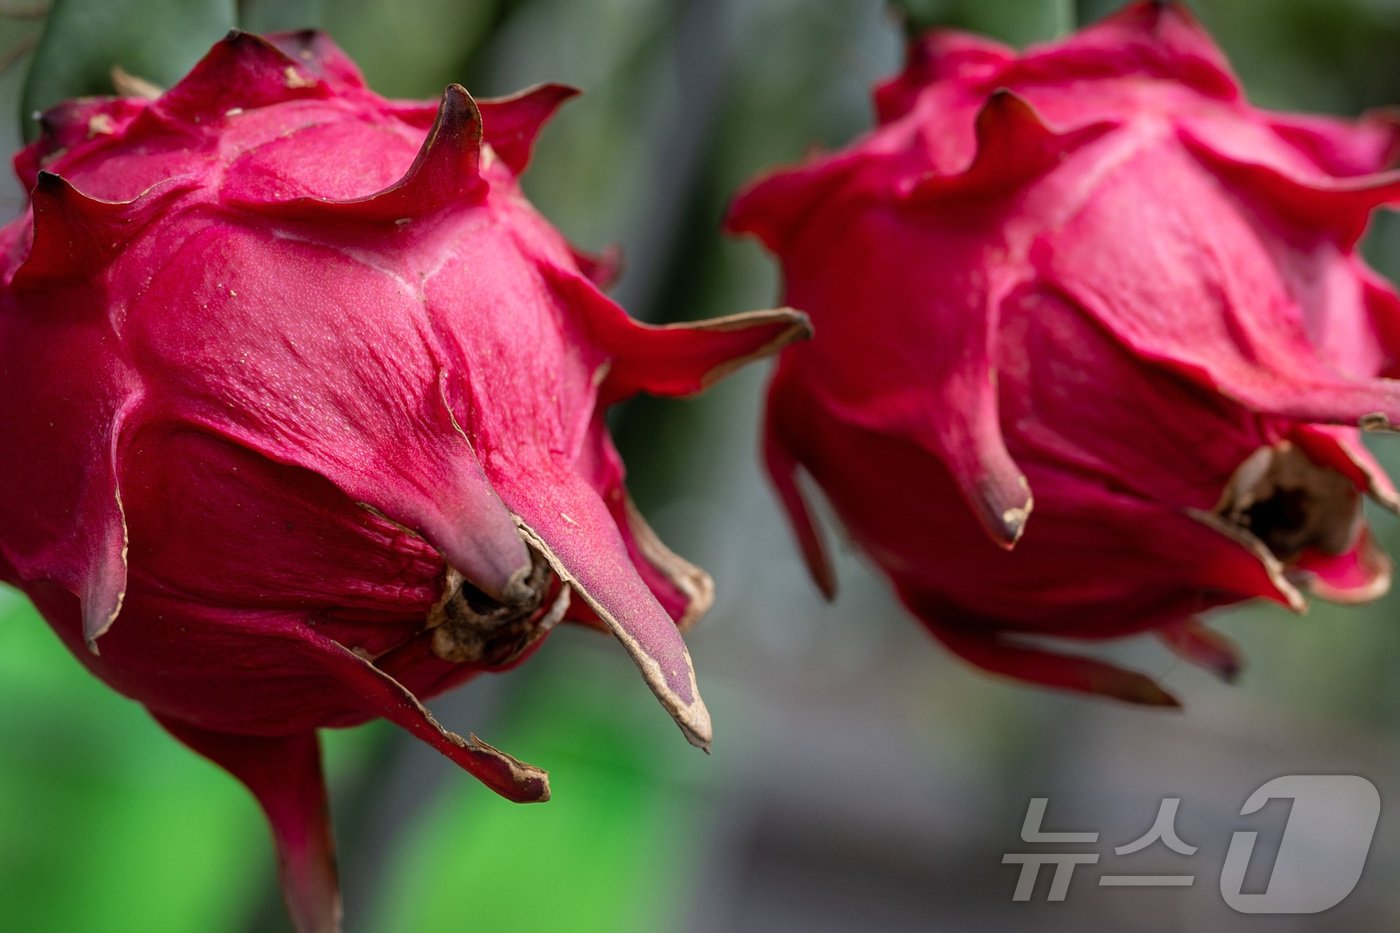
<box><xmin>0</xmin><ymin>30</ymin><xmax>808</xmax><ymax>931</ymax></box>
<box><xmin>728</xmin><ymin>2</ymin><xmax>1400</xmax><ymax>702</ymax></box>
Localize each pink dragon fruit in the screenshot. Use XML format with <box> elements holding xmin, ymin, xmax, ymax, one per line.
<box><xmin>0</xmin><ymin>30</ymin><xmax>808</xmax><ymax>931</ymax></box>
<box><xmin>728</xmin><ymin>2</ymin><xmax>1400</xmax><ymax>702</ymax></box>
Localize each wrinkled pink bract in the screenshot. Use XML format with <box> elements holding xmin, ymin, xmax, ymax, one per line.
<box><xmin>0</xmin><ymin>30</ymin><xmax>807</xmax><ymax>932</ymax></box>
<box><xmin>729</xmin><ymin>2</ymin><xmax>1400</xmax><ymax>704</ymax></box>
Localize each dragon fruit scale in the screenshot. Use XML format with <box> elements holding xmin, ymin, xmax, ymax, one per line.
<box><xmin>0</xmin><ymin>30</ymin><xmax>809</xmax><ymax>932</ymax></box>
<box><xmin>729</xmin><ymin>2</ymin><xmax>1400</xmax><ymax>703</ymax></box>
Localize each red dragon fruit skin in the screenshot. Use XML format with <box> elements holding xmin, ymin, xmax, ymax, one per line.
<box><xmin>728</xmin><ymin>2</ymin><xmax>1400</xmax><ymax>703</ymax></box>
<box><xmin>0</xmin><ymin>31</ymin><xmax>809</xmax><ymax>932</ymax></box>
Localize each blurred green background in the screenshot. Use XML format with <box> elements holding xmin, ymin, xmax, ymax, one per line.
<box><xmin>4</xmin><ymin>0</ymin><xmax>1400</xmax><ymax>930</ymax></box>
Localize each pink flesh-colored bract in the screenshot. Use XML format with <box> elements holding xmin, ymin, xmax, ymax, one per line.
<box><xmin>0</xmin><ymin>30</ymin><xmax>808</xmax><ymax>932</ymax></box>
<box><xmin>729</xmin><ymin>1</ymin><xmax>1400</xmax><ymax>703</ymax></box>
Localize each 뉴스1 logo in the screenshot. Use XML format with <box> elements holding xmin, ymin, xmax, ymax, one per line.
<box><xmin>1003</xmin><ymin>774</ymin><xmax>1381</xmax><ymax>914</ymax></box>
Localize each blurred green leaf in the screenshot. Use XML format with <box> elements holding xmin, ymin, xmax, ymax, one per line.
<box><xmin>0</xmin><ymin>590</ymin><xmax>267</xmax><ymax>933</ymax></box>
<box><xmin>314</xmin><ymin>0</ymin><xmax>501</xmax><ymax>98</ymax></box>
<box><xmin>238</xmin><ymin>0</ymin><xmax>324</xmax><ymax>34</ymax></box>
<box><xmin>19</xmin><ymin>0</ymin><xmax>235</xmax><ymax>141</ymax></box>
<box><xmin>887</xmin><ymin>0</ymin><xmax>1077</xmax><ymax>45</ymax></box>
<box><xmin>368</xmin><ymin>643</ymin><xmax>708</xmax><ymax>933</ymax></box>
